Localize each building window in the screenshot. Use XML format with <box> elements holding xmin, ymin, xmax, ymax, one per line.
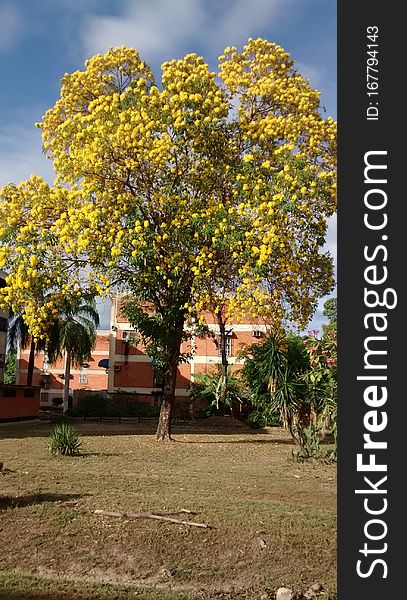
<box><xmin>217</xmin><ymin>334</ymin><xmax>233</xmax><ymax>358</ymax></box>
<box><xmin>40</xmin><ymin>392</ymin><xmax>49</xmax><ymax>404</ymax></box>
<box><xmin>43</xmin><ymin>354</ymin><xmax>50</xmax><ymax>372</ymax></box>
<box><xmin>120</xmin><ymin>330</ymin><xmax>135</xmax><ymax>343</ymax></box>
<box><xmin>79</xmin><ymin>374</ymin><xmax>88</xmax><ymax>384</ymax></box>
<box><xmin>40</xmin><ymin>373</ymin><xmax>50</xmax><ymax>388</ymax></box>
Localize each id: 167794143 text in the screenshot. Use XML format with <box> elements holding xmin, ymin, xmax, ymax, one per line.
<box><xmin>366</xmin><ymin>26</ymin><xmax>379</xmax><ymax>121</ymax></box>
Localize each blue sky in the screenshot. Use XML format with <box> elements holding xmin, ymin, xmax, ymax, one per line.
<box><xmin>0</xmin><ymin>0</ymin><xmax>337</xmax><ymax>331</ymax></box>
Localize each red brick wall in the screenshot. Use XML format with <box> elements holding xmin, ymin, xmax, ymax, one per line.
<box><xmin>114</xmin><ymin>362</ymin><xmax>153</xmax><ymax>388</ymax></box>
<box><xmin>0</xmin><ymin>386</ymin><xmax>40</xmax><ymax>420</ymax></box>
<box><xmin>16</xmin><ymin>333</ymin><xmax>110</xmax><ymax>403</ymax></box>
<box><xmin>112</xmin><ymin>362</ymin><xmax>191</xmax><ymax>390</ymax></box>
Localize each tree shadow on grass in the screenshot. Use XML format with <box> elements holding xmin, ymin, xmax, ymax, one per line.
<box><xmin>0</xmin><ymin>420</ymin><xmax>267</xmax><ymax>439</ymax></box>
<box><xmin>0</xmin><ymin>492</ymin><xmax>87</xmax><ymax>510</ymax></box>
<box><xmin>172</xmin><ymin>437</ymin><xmax>295</xmax><ymax>445</ymax></box>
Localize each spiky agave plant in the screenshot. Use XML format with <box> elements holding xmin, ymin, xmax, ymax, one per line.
<box><xmin>48</xmin><ymin>423</ymin><xmax>82</xmax><ymax>456</ymax></box>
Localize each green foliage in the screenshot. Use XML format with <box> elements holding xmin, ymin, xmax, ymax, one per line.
<box><xmin>241</xmin><ymin>333</ymin><xmax>310</xmax><ymax>425</ymax></box>
<box><xmin>68</xmin><ymin>394</ymin><xmax>160</xmax><ymax>419</ymax></box>
<box><xmin>3</xmin><ymin>349</ymin><xmax>17</xmax><ymax>385</ymax></box>
<box><xmin>7</xmin><ymin>311</ymin><xmax>38</xmax><ymax>351</ymax></box>
<box><xmin>123</xmin><ymin>299</ymin><xmax>206</xmax><ymax>370</ymax></box>
<box><xmin>242</xmin><ymin>330</ymin><xmax>337</xmax><ymax>459</ymax></box>
<box><xmin>323</xmin><ymin>297</ymin><xmax>337</xmax><ymax>325</ymax></box>
<box><xmin>303</xmin><ymin>329</ymin><xmax>337</xmax><ymax>460</ymax></box>
<box><xmin>46</xmin><ymin>299</ymin><xmax>100</xmax><ymax>367</ymax></box>
<box><xmin>292</xmin><ymin>422</ymin><xmax>322</xmax><ymax>461</ymax></box>
<box><xmin>322</xmin><ymin>297</ymin><xmax>337</xmax><ymax>338</ymax></box>
<box><xmin>66</xmin><ymin>393</ymin><xmax>107</xmax><ymax>417</ymax></box>
<box><xmin>190</xmin><ymin>365</ymin><xmax>247</xmax><ymax>412</ymax></box>
<box><xmin>246</xmin><ymin>408</ymin><xmax>282</xmax><ymax>429</ymax></box>
<box><xmin>7</xmin><ymin>311</ymin><xmax>46</xmax><ymax>385</ymax></box>
<box><xmin>48</xmin><ymin>423</ymin><xmax>82</xmax><ymax>456</ymax></box>
<box><xmin>132</xmin><ymin>404</ymin><xmax>161</xmax><ymax>418</ymax></box>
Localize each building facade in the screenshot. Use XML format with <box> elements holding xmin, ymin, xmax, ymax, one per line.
<box><xmin>16</xmin><ymin>295</ymin><xmax>268</xmax><ymax>407</ymax></box>
<box><xmin>16</xmin><ymin>332</ymin><xmax>110</xmax><ymax>406</ymax></box>
<box><xmin>108</xmin><ymin>297</ymin><xmax>267</xmax><ymax>404</ymax></box>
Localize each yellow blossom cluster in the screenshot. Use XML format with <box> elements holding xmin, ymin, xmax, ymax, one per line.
<box><xmin>0</xmin><ymin>40</ymin><xmax>336</xmax><ymax>338</ymax></box>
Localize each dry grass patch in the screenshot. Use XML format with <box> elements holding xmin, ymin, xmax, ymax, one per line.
<box><xmin>0</xmin><ymin>421</ymin><xmax>336</xmax><ymax>599</ymax></box>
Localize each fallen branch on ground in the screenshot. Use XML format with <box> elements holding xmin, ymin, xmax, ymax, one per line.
<box><xmin>149</xmin><ymin>508</ymin><xmax>198</xmax><ymax>516</ymax></box>
<box><xmin>94</xmin><ymin>509</ymin><xmax>213</xmax><ymax>529</ymax></box>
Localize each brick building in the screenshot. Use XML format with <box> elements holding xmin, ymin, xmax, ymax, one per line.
<box><xmin>16</xmin><ymin>332</ymin><xmax>110</xmax><ymax>406</ymax></box>
<box><xmin>107</xmin><ymin>296</ymin><xmax>267</xmax><ymax>404</ymax></box>
<box><xmin>16</xmin><ymin>295</ymin><xmax>268</xmax><ymax>407</ymax></box>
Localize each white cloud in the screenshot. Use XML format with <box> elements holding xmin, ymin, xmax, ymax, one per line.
<box><xmin>305</xmin><ymin>213</ymin><xmax>337</xmax><ymax>332</ymax></box>
<box><xmin>324</xmin><ymin>213</ymin><xmax>337</xmax><ymax>269</ymax></box>
<box><xmin>81</xmin><ymin>0</ymin><xmax>207</xmax><ymax>62</ymax></box>
<box><xmin>295</xmin><ymin>60</ymin><xmax>336</xmax><ymax>118</ymax></box>
<box><xmin>80</xmin><ymin>0</ymin><xmax>298</xmax><ymax>65</ymax></box>
<box><xmin>0</xmin><ymin>3</ymin><xmax>23</xmax><ymax>52</ymax></box>
<box><xmin>301</xmin><ymin>212</ymin><xmax>337</xmax><ymax>333</ymax></box>
<box><xmin>0</xmin><ymin>118</ymin><xmax>55</xmax><ymax>187</ymax></box>
<box><xmin>211</xmin><ymin>0</ymin><xmax>293</xmax><ymax>47</ymax></box>
<box><xmin>296</xmin><ymin>61</ymin><xmax>324</xmax><ymax>88</ymax></box>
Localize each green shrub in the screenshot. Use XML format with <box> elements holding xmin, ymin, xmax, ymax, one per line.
<box><xmin>48</xmin><ymin>423</ymin><xmax>82</xmax><ymax>456</ymax></box>
<box><xmin>246</xmin><ymin>409</ymin><xmax>282</xmax><ymax>429</ymax></box>
<box><xmin>130</xmin><ymin>403</ymin><xmax>160</xmax><ymax>418</ymax></box>
<box><xmin>246</xmin><ymin>410</ymin><xmax>266</xmax><ymax>429</ymax></box>
<box><xmin>74</xmin><ymin>394</ymin><xmax>108</xmax><ymax>417</ymax></box>
<box><xmin>195</xmin><ymin>407</ymin><xmax>213</xmax><ymax>420</ymax></box>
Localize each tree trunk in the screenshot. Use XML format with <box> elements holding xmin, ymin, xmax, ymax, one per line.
<box><xmin>216</xmin><ymin>314</ymin><xmax>228</xmax><ymax>412</ymax></box>
<box><xmin>62</xmin><ymin>352</ymin><xmax>71</xmax><ymax>413</ymax></box>
<box><xmin>26</xmin><ymin>339</ymin><xmax>36</xmax><ymax>387</ymax></box>
<box><xmin>156</xmin><ymin>359</ymin><xmax>178</xmax><ymax>441</ymax></box>
<box><xmin>156</xmin><ymin>319</ymin><xmax>184</xmax><ymax>441</ymax></box>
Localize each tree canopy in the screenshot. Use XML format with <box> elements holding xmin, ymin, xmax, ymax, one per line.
<box><xmin>0</xmin><ymin>40</ymin><xmax>336</xmax><ymax>438</ymax></box>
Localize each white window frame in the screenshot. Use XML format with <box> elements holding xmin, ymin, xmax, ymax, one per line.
<box><xmin>216</xmin><ymin>332</ymin><xmax>233</xmax><ymax>358</ymax></box>
<box><xmin>120</xmin><ymin>330</ymin><xmax>133</xmax><ymax>342</ymax></box>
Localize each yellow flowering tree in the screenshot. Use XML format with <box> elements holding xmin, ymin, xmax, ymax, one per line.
<box><xmin>0</xmin><ymin>40</ymin><xmax>336</xmax><ymax>440</ymax></box>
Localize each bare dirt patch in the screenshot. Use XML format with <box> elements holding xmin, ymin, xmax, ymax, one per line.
<box><xmin>0</xmin><ymin>422</ymin><xmax>336</xmax><ymax>599</ymax></box>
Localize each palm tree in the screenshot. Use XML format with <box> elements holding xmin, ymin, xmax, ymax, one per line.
<box><xmin>8</xmin><ymin>311</ymin><xmax>45</xmax><ymax>386</ymax></box>
<box><xmin>241</xmin><ymin>333</ymin><xmax>311</xmax><ymax>440</ymax></box>
<box><xmin>46</xmin><ymin>300</ymin><xmax>100</xmax><ymax>412</ymax></box>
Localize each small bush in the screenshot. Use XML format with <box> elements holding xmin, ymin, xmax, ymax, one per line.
<box><xmin>195</xmin><ymin>406</ymin><xmax>214</xmax><ymax>420</ymax></box>
<box><xmin>131</xmin><ymin>403</ymin><xmax>160</xmax><ymax>418</ymax></box>
<box><xmin>246</xmin><ymin>409</ymin><xmax>282</xmax><ymax>429</ymax></box>
<box><xmin>48</xmin><ymin>423</ymin><xmax>82</xmax><ymax>456</ymax></box>
<box><xmin>75</xmin><ymin>394</ymin><xmax>108</xmax><ymax>417</ymax></box>
<box><xmin>72</xmin><ymin>394</ymin><xmax>160</xmax><ymax>419</ymax></box>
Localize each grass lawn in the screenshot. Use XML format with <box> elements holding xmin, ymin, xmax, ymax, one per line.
<box><xmin>0</xmin><ymin>420</ymin><xmax>336</xmax><ymax>599</ymax></box>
